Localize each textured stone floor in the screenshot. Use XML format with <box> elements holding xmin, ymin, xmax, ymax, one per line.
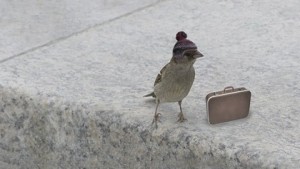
<box><xmin>0</xmin><ymin>0</ymin><xmax>299</xmax><ymax>168</ymax></box>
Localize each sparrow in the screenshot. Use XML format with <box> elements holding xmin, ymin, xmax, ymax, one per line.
<box><xmin>144</xmin><ymin>31</ymin><xmax>203</xmax><ymax>128</ymax></box>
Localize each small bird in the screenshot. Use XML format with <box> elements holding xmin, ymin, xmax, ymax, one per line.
<box><xmin>144</xmin><ymin>31</ymin><xmax>203</xmax><ymax>128</ymax></box>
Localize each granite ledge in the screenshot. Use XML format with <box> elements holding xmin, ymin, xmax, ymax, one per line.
<box><xmin>0</xmin><ymin>85</ymin><xmax>294</xmax><ymax>169</ymax></box>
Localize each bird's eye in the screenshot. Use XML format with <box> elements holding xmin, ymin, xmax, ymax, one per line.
<box><xmin>186</xmin><ymin>53</ymin><xmax>192</xmax><ymax>57</ymax></box>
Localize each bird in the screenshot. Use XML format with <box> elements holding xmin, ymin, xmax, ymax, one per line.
<box><xmin>144</xmin><ymin>31</ymin><xmax>203</xmax><ymax>128</ymax></box>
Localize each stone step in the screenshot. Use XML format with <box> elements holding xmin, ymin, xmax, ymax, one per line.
<box><xmin>0</xmin><ymin>0</ymin><xmax>299</xmax><ymax>168</ymax></box>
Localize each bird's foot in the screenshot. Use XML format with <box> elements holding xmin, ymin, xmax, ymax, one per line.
<box><xmin>152</xmin><ymin>113</ymin><xmax>161</xmax><ymax>128</ymax></box>
<box><xmin>177</xmin><ymin>112</ymin><xmax>187</xmax><ymax>123</ymax></box>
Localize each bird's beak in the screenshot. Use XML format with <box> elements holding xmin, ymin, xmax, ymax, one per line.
<box><xmin>193</xmin><ymin>50</ymin><xmax>204</xmax><ymax>58</ymax></box>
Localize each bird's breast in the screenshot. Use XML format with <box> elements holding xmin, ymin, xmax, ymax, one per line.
<box><xmin>154</xmin><ymin>66</ymin><xmax>195</xmax><ymax>102</ymax></box>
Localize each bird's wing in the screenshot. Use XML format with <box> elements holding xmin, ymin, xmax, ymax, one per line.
<box><xmin>154</xmin><ymin>63</ymin><xmax>169</xmax><ymax>86</ymax></box>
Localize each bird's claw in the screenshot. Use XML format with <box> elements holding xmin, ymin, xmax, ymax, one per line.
<box><xmin>177</xmin><ymin>113</ymin><xmax>186</xmax><ymax>123</ymax></box>
<box><xmin>152</xmin><ymin>113</ymin><xmax>161</xmax><ymax>128</ymax></box>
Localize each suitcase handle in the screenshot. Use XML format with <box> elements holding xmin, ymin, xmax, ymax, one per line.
<box><xmin>224</xmin><ymin>86</ymin><xmax>234</xmax><ymax>93</ymax></box>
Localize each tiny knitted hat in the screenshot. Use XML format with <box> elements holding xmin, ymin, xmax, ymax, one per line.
<box><xmin>173</xmin><ymin>31</ymin><xmax>197</xmax><ymax>58</ymax></box>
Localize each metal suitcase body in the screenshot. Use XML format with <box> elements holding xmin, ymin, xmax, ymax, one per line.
<box><xmin>206</xmin><ymin>86</ymin><xmax>251</xmax><ymax>124</ymax></box>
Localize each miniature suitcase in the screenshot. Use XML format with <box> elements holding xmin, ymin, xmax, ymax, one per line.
<box><xmin>206</xmin><ymin>86</ymin><xmax>251</xmax><ymax>124</ymax></box>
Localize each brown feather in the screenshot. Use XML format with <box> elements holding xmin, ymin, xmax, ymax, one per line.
<box><xmin>154</xmin><ymin>63</ymin><xmax>169</xmax><ymax>86</ymax></box>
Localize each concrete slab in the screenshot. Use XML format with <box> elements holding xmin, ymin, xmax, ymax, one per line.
<box><xmin>0</xmin><ymin>0</ymin><xmax>159</xmax><ymax>61</ymax></box>
<box><xmin>0</xmin><ymin>0</ymin><xmax>300</xmax><ymax>168</ymax></box>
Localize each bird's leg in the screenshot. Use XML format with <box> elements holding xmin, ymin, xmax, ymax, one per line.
<box><xmin>177</xmin><ymin>100</ymin><xmax>186</xmax><ymax>122</ymax></box>
<box><xmin>152</xmin><ymin>99</ymin><xmax>161</xmax><ymax>128</ymax></box>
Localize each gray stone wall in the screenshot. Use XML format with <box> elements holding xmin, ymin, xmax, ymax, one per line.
<box><xmin>0</xmin><ymin>86</ymin><xmax>264</xmax><ymax>169</ymax></box>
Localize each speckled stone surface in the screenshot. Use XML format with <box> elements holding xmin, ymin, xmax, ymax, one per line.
<box><xmin>0</xmin><ymin>0</ymin><xmax>300</xmax><ymax>168</ymax></box>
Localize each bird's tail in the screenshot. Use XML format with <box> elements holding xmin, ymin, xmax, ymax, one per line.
<box><xmin>143</xmin><ymin>92</ymin><xmax>156</xmax><ymax>98</ymax></box>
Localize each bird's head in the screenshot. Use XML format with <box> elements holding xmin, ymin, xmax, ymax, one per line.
<box><xmin>172</xmin><ymin>31</ymin><xmax>203</xmax><ymax>64</ymax></box>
